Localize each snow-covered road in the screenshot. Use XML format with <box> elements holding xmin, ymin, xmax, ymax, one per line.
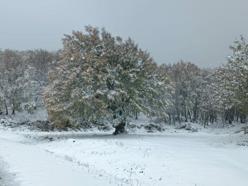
<box><xmin>0</xmin><ymin>129</ymin><xmax>248</xmax><ymax>186</ymax></box>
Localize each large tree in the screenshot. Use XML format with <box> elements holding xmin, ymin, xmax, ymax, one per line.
<box><xmin>214</xmin><ymin>36</ymin><xmax>248</xmax><ymax>123</ymax></box>
<box><xmin>44</xmin><ymin>26</ymin><xmax>171</xmax><ymax>133</ymax></box>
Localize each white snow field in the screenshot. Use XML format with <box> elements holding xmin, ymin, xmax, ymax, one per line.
<box><xmin>0</xmin><ymin>158</ymin><xmax>19</xmax><ymax>186</ymax></box>
<box><xmin>0</xmin><ymin>127</ymin><xmax>248</xmax><ymax>186</ymax></box>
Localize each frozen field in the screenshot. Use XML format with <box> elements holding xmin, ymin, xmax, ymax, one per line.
<box><xmin>0</xmin><ymin>127</ymin><xmax>248</xmax><ymax>186</ymax></box>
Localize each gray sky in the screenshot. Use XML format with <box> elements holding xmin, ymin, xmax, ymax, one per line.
<box><xmin>0</xmin><ymin>0</ymin><xmax>248</xmax><ymax>67</ymax></box>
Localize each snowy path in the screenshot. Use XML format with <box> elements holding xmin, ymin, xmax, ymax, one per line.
<box><xmin>0</xmin><ymin>129</ymin><xmax>248</xmax><ymax>186</ymax></box>
<box><xmin>0</xmin><ymin>131</ymin><xmax>113</xmax><ymax>186</ymax></box>
<box><xmin>0</xmin><ymin>159</ymin><xmax>18</xmax><ymax>186</ymax></box>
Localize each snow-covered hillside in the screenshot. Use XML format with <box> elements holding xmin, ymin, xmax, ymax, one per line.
<box><xmin>0</xmin><ymin>126</ymin><xmax>248</xmax><ymax>186</ymax></box>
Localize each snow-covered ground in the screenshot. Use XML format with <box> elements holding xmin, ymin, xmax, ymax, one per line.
<box><xmin>0</xmin><ymin>124</ymin><xmax>248</xmax><ymax>186</ymax></box>
<box><xmin>0</xmin><ymin>158</ymin><xmax>19</xmax><ymax>186</ymax></box>
<box><xmin>0</xmin><ymin>130</ymin><xmax>113</xmax><ymax>186</ymax></box>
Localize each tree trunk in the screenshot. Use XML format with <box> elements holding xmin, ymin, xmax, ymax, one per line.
<box><xmin>12</xmin><ymin>107</ymin><xmax>15</xmax><ymax>115</ymax></box>
<box><xmin>113</xmin><ymin>121</ymin><xmax>126</xmax><ymax>135</ymax></box>
<box><xmin>4</xmin><ymin>100</ymin><xmax>8</xmax><ymax>115</ymax></box>
<box><xmin>240</xmin><ymin>114</ymin><xmax>246</xmax><ymax>123</ymax></box>
<box><xmin>135</xmin><ymin>112</ymin><xmax>138</xmax><ymax>120</ymax></box>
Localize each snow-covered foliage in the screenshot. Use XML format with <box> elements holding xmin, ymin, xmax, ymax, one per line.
<box><xmin>0</xmin><ymin>49</ymin><xmax>56</xmax><ymax>117</ymax></box>
<box><xmin>212</xmin><ymin>36</ymin><xmax>248</xmax><ymax>124</ymax></box>
<box><xmin>44</xmin><ymin>26</ymin><xmax>172</xmax><ymax>131</ymax></box>
<box><xmin>0</xmin><ymin>28</ymin><xmax>247</xmax><ymax>131</ymax></box>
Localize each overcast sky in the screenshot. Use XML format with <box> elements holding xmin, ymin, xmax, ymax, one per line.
<box><xmin>0</xmin><ymin>0</ymin><xmax>248</xmax><ymax>67</ymax></box>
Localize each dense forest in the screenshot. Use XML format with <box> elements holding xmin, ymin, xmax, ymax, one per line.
<box><xmin>0</xmin><ymin>26</ymin><xmax>247</xmax><ymax>134</ymax></box>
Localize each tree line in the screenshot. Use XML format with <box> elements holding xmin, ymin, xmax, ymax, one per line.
<box><xmin>0</xmin><ymin>26</ymin><xmax>247</xmax><ymax>133</ymax></box>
